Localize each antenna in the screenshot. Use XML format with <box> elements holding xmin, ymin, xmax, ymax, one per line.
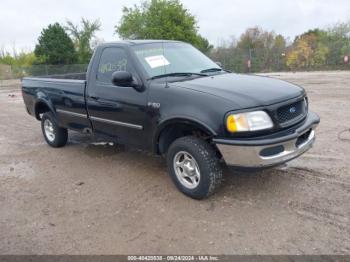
<box><xmin>162</xmin><ymin>41</ymin><xmax>169</xmax><ymax>88</ymax></box>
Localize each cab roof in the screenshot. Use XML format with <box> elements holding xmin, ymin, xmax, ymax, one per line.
<box><xmin>97</xmin><ymin>40</ymin><xmax>184</xmax><ymax>48</ymax></box>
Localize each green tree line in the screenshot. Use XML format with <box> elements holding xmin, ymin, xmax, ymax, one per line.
<box><xmin>1</xmin><ymin>0</ymin><xmax>350</xmax><ymax>74</ymax></box>
<box><xmin>1</xmin><ymin>18</ymin><xmax>101</xmax><ymax>67</ymax></box>
<box><xmin>211</xmin><ymin>23</ymin><xmax>350</xmax><ymax>72</ymax></box>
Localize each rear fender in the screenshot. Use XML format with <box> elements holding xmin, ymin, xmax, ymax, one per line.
<box><xmin>34</xmin><ymin>92</ymin><xmax>56</xmax><ymax>120</ymax></box>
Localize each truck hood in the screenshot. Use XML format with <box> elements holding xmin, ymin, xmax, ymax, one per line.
<box><xmin>172</xmin><ymin>73</ymin><xmax>305</xmax><ymax>109</ymax></box>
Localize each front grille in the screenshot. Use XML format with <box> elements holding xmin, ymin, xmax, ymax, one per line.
<box><xmin>276</xmin><ymin>99</ymin><xmax>306</xmax><ymax>124</ymax></box>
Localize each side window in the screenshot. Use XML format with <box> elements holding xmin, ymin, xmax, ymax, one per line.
<box><xmin>97</xmin><ymin>48</ymin><xmax>130</xmax><ymax>84</ymax></box>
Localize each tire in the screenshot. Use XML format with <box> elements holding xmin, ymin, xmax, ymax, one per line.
<box><xmin>41</xmin><ymin>112</ymin><xmax>68</xmax><ymax>148</ymax></box>
<box><xmin>167</xmin><ymin>136</ymin><xmax>223</xmax><ymax>199</ymax></box>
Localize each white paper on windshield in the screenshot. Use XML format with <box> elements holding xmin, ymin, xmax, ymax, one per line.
<box><xmin>145</xmin><ymin>55</ymin><xmax>170</xmax><ymax>69</ymax></box>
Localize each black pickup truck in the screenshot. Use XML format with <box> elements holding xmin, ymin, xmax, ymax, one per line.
<box><xmin>22</xmin><ymin>40</ymin><xmax>320</xmax><ymax>199</ymax></box>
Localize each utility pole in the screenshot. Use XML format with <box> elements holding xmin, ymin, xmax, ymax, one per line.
<box><xmin>247</xmin><ymin>48</ymin><xmax>252</xmax><ymax>73</ymax></box>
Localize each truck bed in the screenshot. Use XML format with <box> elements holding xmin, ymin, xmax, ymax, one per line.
<box><xmin>38</xmin><ymin>73</ymin><xmax>87</xmax><ymax>80</ymax></box>
<box><xmin>22</xmin><ymin>73</ymin><xmax>87</xmax><ymax>91</ymax></box>
<box><xmin>22</xmin><ymin>73</ymin><xmax>89</xmax><ymax>131</ymax></box>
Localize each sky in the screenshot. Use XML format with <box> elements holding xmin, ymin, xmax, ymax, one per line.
<box><xmin>1</xmin><ymin>0</ymin><xmax>350</xmax><ymax>52</ymax></box>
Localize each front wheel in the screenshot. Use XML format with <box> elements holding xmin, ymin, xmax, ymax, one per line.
<box><xmin>167</xmin><ymin>136</ymin><xmax>223</xmax><ymax>199</ymax></box>
<box><xmin>41</xmin><ymin>112</ymin><xmax>68</xmax><ymax>148</ymax></box>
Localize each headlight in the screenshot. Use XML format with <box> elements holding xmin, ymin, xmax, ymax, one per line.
<box><xmin>226</xmin><ymin>111</ymin><xmax>273</xmax><ymax>132</ymax></box>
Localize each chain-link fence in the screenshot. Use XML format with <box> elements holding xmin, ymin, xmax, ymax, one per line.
<box><xmin>209</xmin><ymin>47</ymin><xmax>289</xmax><ymax>73</ymax></box>
<box><xmin>1</xmin><ymin>51</ymin><xmax>350</xmax><ymax>86</ymax></box>
<box><xmin>209</xmin><ymin>47</ymin><xmax>350</xmax><ymax>73</ymax></box>
<box><xmin>0</xmin><ymin>64</ymin><xmax>88</xmax><ymax>81</ymax></box>
<box><xmin>0</xmin><ymin>64</ymin><xmax>89</xmax><ymax>88</ymax></box>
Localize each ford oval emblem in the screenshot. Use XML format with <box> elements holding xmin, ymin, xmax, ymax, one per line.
<box><xmin>289</xmin><ymin>107</ymin><xmax>297</xmax><ymax>113</ymax></box>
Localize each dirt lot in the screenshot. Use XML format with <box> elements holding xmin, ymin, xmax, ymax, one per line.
<box><xmin>0</xmin><ymin>71</ymin><xmax>349</xmax><ymax>255</ymax></box>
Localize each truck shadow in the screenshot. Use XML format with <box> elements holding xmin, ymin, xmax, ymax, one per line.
<box><xmin>214</xmin><ymin>164</ymin><xmax>311</xmax><ymax>202</ymax></box>
<box><xmin>67</xmin><ymin>131</ymin><xmax>306</xmax><ymax>201</ymax></box>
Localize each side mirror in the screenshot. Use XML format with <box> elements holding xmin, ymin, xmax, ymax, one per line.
<box><xmin>111</xmin><ymin>71</ymin><xmax>143</xmax><ymax>91</ymax></box>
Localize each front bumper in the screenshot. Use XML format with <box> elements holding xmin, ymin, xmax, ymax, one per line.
<box><xmin>213</xmin><ymin>111</ymin><xmax>320</xmax><ymax>169</ymax></box>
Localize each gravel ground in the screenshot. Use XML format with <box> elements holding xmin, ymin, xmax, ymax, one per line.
<box><xmin>0</xmin><ymin>71</ymin><xmax>349</xmax><ymax>255</ymax></box>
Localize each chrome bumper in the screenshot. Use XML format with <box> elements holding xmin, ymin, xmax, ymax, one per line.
<box><xmin>216</xmin><ymin>129</ymin><xmax>315</xmax><ymax>168</ymax></box>
<box><xmin>214</xmin><ymin>112</ymin><xmax>320</xmax><ymax>168</ymax></box>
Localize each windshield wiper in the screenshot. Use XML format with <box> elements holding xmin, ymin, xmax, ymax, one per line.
<box><xmin>149</xmin><ymin>72</ymin><xmax>208</xmax><ymax>80</ymax></box>
<box><xmin>200</xmin><ymin>68</ymin><xmax>223</xmax><ymax>73</ymax></box>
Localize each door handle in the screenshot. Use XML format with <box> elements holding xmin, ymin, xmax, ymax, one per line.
<box><xmin>89</xmin><ymin>96</ymin><xmax>99</xmax><ymax>100</ymax></box>
<box><xmin>89</xmin><ymin>96</ymin><xmax>121</xmax><ymax>109</ymax></box>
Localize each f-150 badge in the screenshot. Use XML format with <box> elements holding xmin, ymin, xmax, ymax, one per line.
<box><xmin>148</xmin><ymin>102</ymin><xmax>161</xmax><ymax>109</ymax></box>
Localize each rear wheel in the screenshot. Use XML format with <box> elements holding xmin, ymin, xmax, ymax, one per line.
<box><xmin>167</xmin><ymin>136</ymin><xmax>223</xmax><ymax>199</ymax></box>
<box><xmin>41</xmin><ymin>112</ymin><xmax>68</xmax><ymax>148</ymax></box>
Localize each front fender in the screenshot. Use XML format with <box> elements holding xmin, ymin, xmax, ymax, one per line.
<box><xmin>152</xmin><ymin>116</ymin><xmax>218</xmax><ymax>153</ymax></box>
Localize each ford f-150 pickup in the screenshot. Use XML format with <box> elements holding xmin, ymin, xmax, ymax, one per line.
<box><xmin>22</xmin><ymin>40</ymin><xmax>320</xmax><ymax>199</ymax></box>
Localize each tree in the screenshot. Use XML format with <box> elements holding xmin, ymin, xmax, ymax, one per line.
<box><xmin>272</xmin><ymin>34</ymin><xmax>287</xmax><ymax>71</ymax></box>
<box><xmin>115</xmin><ymin>0</ymin><xmax>212</xmax><ymax>53</ymax></box>
<box><xmin>286</xmin><ymin>38</ymin><xmax>313</xmax><ymax>69</ymax></box>
<box><xmin>235</xmin><ymin>27</ymin><xmax>287</xmax><ymax>72</ymax></box>
<box><xmin>312</xmin><ymin>43</ymin><xmax>329</xmax><ymax>66</ymax></box>
<box><xmin>65</xmin><ymin>18</ymin><xmax>102</xmax><ymax>64</ymax></box>
<box><xmin>34</xmin><ymin>23</ymin><xmax>77</xmax><ymax>65</ymax></box>
<box><xmin>0</xmin><ymin>48</ymin><xmax>15</xmax><ymax>65</ymax></box>
<box><xmin>195</xmin><ymin>35</ymin><xmax>213</xmax><ymax>54</ymax></box>
<box><xmin>326</xmin><ymin>22</ymin><xmax>350</xmax><ymax>65</ymax></box>
<box><xmin>287</xmin><ymin>29</ymin><xmax>329</xmax><ymax>69</ymax></box>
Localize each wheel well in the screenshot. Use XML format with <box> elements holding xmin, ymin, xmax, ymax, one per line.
<box><xmin>35</xmin><ymin>102</ymin><xmax>51</xmax><ymax>120</ymax></box>
<box><xmin>157</xmin><ymin>122</ymin><xmax>213</xmax><ymax>155</ymax></box>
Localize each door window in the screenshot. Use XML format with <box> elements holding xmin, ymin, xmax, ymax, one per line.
<box><xmin>97</xmin><ymin>48</ymin><xmax>131</xmax><ymax>84</ymax></box>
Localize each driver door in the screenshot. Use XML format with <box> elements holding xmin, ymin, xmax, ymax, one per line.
<box><xmin>86</xmin><ymin>47</ymin><xmax>149</xmax><ymax>148</ymax></box>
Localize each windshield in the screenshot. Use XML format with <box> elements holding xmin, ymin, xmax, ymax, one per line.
<box><xmin>132</xmin><ymin>42</ymin><xmax>220</xmax><ymax>78</ymax></box>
